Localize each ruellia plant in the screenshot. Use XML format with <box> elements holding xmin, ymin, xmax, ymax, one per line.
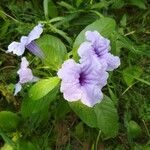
<box><xmin>3</xmin><ymin>17</ymin><xmax>122</xmax><ymax>148</ymax></box>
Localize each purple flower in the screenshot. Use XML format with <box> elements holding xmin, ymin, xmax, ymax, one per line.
<box><xmin>78</xmin><ymin>31</ymin><xmax>120</xmax><ymax>71</ymax></box>
<box><xmin>57</xmin><ymin>59</ymin><xmax>108</xmax><ymax>107</ymax></box>
<box><xmin>6</xmin><ymin>24</ymin><xmax>44</xmax><ymax>58</ymax></box>
<box><xmin>14</xmin><ymin>57</ymin><xmax>38</xmax><ymax>95</ymax></box>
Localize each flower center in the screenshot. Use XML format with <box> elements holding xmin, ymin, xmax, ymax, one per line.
<box><xmin>94</xmin><ymin>47</ymin><xmax>101</xmax><ymax>57</ymax></box>
<box><xmin>79</xmin><ymin>72</ymin><xmax>87</xmax><ymax>86</ymax></box>
<box><xmin>93</xmin><ymin>42</ymin><xmax>108</xmax><ymax>57</ymax></box>
<box><xmin>26</xmin><ymin>41</ymin><xmax>44</xmax><ymax>59</ymax></box>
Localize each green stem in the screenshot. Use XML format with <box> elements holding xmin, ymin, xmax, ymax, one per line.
<box><xmin>0</xmin><ymin>66</ymin><xmax>15</xmax><ymax>71</ymax></box>
<box><xmin>0</xmin><ymin>10</ymin><xmax>19</xmax><ymax>23</ymax></box>
<box><xmin>95</xmin><ymin>130</ymin><xmax>101</xmax><ymax>150</ymax></box>
<box><xmin>142</xmin><ymin>119</ymin><xmax>150</xmax><ymax>138</ymax></box>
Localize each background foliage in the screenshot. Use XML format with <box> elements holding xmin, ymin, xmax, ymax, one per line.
<box><xmin>0</xmin><ymin>0</ymin><xmax>150</xmax><ymax>149</ymax></box>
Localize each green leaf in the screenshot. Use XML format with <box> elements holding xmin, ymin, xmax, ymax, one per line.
<box><xmin>108</xmin><ymin>88</ymin><xmax>118</xmax><ymax>106</ymax></box>
<box><xmin>16</xmin><ymin>140</ymin><xmax>37</xmax><ymax>150</ymax></box>
<box><xmin>52</xmin><ymin>27</ymin><xmax>72</xmax><ymax>45</ymax></box>
<box><xmin>28</xmin><ymin>77</ymin><xmax>60</xmax><ymax>100</ymax></box>
<box><xmin>1</xmin><ymin>144</ymin><xmax>13</xmax><ymax>150</ymax></box>
<box><xmin>70</xmin><ymin>101</ymin><xmax>97</xmax><ymax>127</ymax></box>
<box><xmin>0</xmin><ymin>129</ymin><xmax>15</xmax><ymax>147</ymax></box>
<box><xmin>94</xmin><ymin>99</ymin><xmax>119</xmax><ymax>139</ymax></box>
<box><xmin>0</xmin><ymin>10</ymin><xmax>7</xmax><ymax>20</ymax></box>
<box><xmin>75</xmin><ymin>122</ymin><xmax>84</xmax><ymax>138</ymax></box>
<box><xmin>0</xmin><ymin>111</ymin><xmax>20</xmax><ymax>132</ymax></box>
<box><xmin>69</xmin><ymin>95</ymin><xmax>119</xmax><ymax>139</ymax></box>
<box><xmin>127</xmin><ymin>120</ymin><xmax>142</xmax><ymax>139</ymax></box>
<box><xmin>55</xmin><ymin>100</ymin><xmax>71</xmax><ymax>120</ymax></box>
<box><xmin>111</xmin><ymin>0</ymin><xmax>125</xmax><ymax>9</ymax></box>
<box><xmin>21</xmin><ymin>86</ymin><xmax>58</xmax><ymax>119</ymax></box>
<box><xmin>43</xmin><ymin>0</ymin><xmax>58</xmax><ymax>19</ymax></box>
<box><xmin>72</xmin><ymin>17</ymin><xmax>116</xmax><ymax>59</ymax></box>
<box><xmin>57</xmin><ymin>1</ymin><xmax>76</xmax><ymax>11</ymax></box>
<box><xmin>90</xmin><ymin>1</ymin><xmax>109</xmax><ymax>9</ymax></box>
<box><xmin>46</xmin><ymin>23</ymin><xmax>72</xmax><ymax>44</ymax></box>
<box><xmin>113</xmin><ymin>32</ymin><xmax>136</xmax><ymax>52</ymax></box>
<box><xmin>123</xmin><ymin>66</ymin><xmax>143</xmax><ymax>86</ymax></box>
<box><xmin>49</xmin><ymin>17</ymin><xmax>65</xmax><ymax>23</ymax></box>
<box><xmin>136</xmin><ymin>44</ymin><xmax>150</xmax><ymax>56</ymax></box>
<box><xmin>37</xmin><ymin>34</ymin><xmax>67</xmax><ymax>70</ymax></box>
<box><xmin>113</xmin><ymin>32</ymin><xmax>148</xmax><ymax>55</ymax></box>
<box><xmin>120</xmin><ymin>14</ymin><xmax>127</xmax><ymax>27</ymax></box>
<box><xmin>75</xmin><ymin>0</ymin><xmax>83</xmax><ymax>7</ymax></box>
<box><xmin>128</xmin><ymin>0</ymin><xmax>147</xmax><ymax>9</ymax></box>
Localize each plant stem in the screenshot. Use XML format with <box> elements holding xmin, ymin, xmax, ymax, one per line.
<box><xmin>142</xmin><ymin>119</ymin><xmax>150</xmax><ymax>138</ymax></box>
<box><xmin>95</xmin><ymin>130</ymin><xmax>101</xmax><ymax>150</ymax></box>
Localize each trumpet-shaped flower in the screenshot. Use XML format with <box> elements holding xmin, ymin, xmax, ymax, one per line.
<box><xmin>6</xmin><ymin>24</ymin><xmax>44</xmax><ymax>58</ymax></box>
<box><xmin>14</xmin><ymin>57</ymin><xmax>38</xmax><ymax>95</ymax></box>
<box><xmin>57</xmin><ymin>59</ymin><xmax>108</xmax><ymax>107</ymax></box>
<box><xmin>78</xmin><ymin>31</ymin><xmax>120</xmax><ymax>71</ymax></box>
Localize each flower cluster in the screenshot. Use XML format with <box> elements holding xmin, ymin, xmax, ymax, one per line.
<box><xmin>58</xmin><ymin>31</ymin><xmax>120</xmax><ymax>107</ymax></box>
<box><xmin>6</xmin><ymin>24</ymin><xmax>43</xmax><ymax>95</ymax></box>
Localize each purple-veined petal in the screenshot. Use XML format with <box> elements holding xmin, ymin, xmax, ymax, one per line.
<box><xmin>25</xmin><ymin>41</ymin><xmax>44</xmax><ymax>58</ymax></box>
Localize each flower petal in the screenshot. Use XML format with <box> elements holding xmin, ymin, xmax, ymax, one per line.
<box><xmin>57</xmin><ymin>59</ymin><xmax>81</xmax><ymax>83</ymax></box>
<box><xmin>20</xmin><ymin>57</ymin><xmax>29</xmax><ymax>68</ymax></box>
<box><xmin>78</xmin><ymin>41</ymin><xmax>93</xmax><ymax>59</ymax></box>
<box><xmin>27</xmin><ymin>24</ymin><xmax>43</xmax><ymax>44</ymax></box>
<box><xmin>20</xmin><ymin>36</ymin><xmax>28</xmax><ymax>45</ymax></box>
<box><xmin>60</xmin><ymin>82</ymin><xmax>81</xmax><ymax>101</ymax></box>
<box><xmin>17</xmin><ymin>57</ymin><xmax>35</xmax><ymax>84</ymax></box>
<box><xmin>85</xmin><ymin>31</ymin><xmax>100</xmax><ymax>43</ymax></box>
<box><xmin>103</xmin><ymin>53</ymin><xmax>121</xmax><ymax>71</ymax></box>
<box><xmin>14</xmin><ymin>83</ymin><xmax>22</xmax><ymax>96</ymax></box>
<box><xmin>81</xmin><ymin>84</ymin><xmax>103</xmax><ymax>107</ymax></box>
<box><xmin>17</xmin><ymin>68</ymin><xmax>34</xmax><ymax>84</ymax></box>
<box><xmin>86</xmin><ymin>67</ymin><xmax>108</xmax><ymax>88</ymax></box>
<box><xmin>7</xmin><ymin>41</ymin><xmax>25</xmax><ymax>56</ymax></box>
